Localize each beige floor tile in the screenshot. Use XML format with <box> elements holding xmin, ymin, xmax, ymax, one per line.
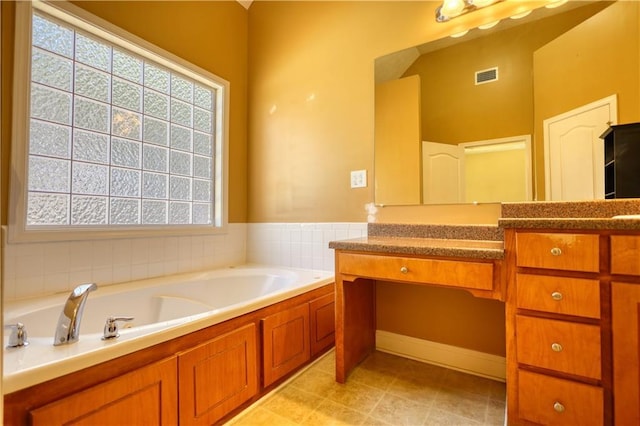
<box><xmin>290</xmin><ymin>368</ymin><xmax>341</xmax><ymax>398</ymax></box>
<box><xmin>434</xmin><ymin>388</ymin><xmax>490</xmax><ymax>424</ymax></box>
<box><xmin>229</xmin><ymin>406</ymin><xmax>299</xmax><ymax>426</ymax></box>
<box><xmin>260</xmin><ymin>385</ymin><xmax>324</xmax><ymax>423</ymax></box>
<box><xmin>368</xmin><ymin>392</ymin><xmax>431</xmax><ymax>425</ymax></box>
<box><xmin>386</xmin><ymin>374</ymin><xmax>440</xmax><ymax>404</ymax></box>
<box><xmin>301</xmin><ymin>399</ymin><xmax>370</xmax><ymax>426</ymax></box>
<box><xmin>423</xmin><ymin>408</ymin><xmax>483</xmax><ymax>426</ymax></box>
<box><xmin>441</xmin><ymin>369</ymin><xmax>496</xmax><ymax>397</ymax></box>
<box><xmin>325</xmin><ymin>380</ymin><xmax>386</xmax><ymax>415</ymax></box>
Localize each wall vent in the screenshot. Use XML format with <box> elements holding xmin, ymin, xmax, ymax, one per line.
<box><xmin>475</xmin><ymin>67</ymin><xmax>498</xmax><ymax>85</ymax></box>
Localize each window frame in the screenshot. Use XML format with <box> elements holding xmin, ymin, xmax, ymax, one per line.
<box><xmin>9</xmin><ymin>0</ymin><xmax>229</xmax><ymax>243</ymax></box>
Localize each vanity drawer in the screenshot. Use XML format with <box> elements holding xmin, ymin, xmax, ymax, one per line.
<box><xmin>611</xmin><ymin>235</ymin><xmax>640</xmax><ymax>275</ymax></box>
<box><xmin>337</xmin><ymin>252</ymin><xmax>494</xmax><ymax>290</ymax></box>
<box><xmin>516</xmin><ymin>274</ymin><xmax>600</xmax><ymax>319</ymax></box>
<box><xmin>516</xmin><ymin>315</ymin><xmax>601</xmax><ymax>379</ymax></box>
<box><xmin>515</xmin><ymin>232</ymin><xmax>599</xmax><ymax>272</ymax></box>
<box><xmin>518</xmin><ymin>370</ymin><xmax>603</xmax><ymax>426</ymax></box>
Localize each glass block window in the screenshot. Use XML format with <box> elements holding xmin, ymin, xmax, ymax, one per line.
<box><xmin>26</xmin><ymin>11</ymin><xmax>219</xmax><ymax>227</ymax></box>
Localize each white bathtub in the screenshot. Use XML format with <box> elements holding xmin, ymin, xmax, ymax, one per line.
<box><xmin>3</xmin><ymin>265</ymin><xmax>334</xmax><ymax>394</ymax></box>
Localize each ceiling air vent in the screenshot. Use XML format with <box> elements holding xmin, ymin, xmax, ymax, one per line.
<box><xmin>475</xmin><ymin>67</ymin><xmax>498</xmax><ymax>85</ymax></box>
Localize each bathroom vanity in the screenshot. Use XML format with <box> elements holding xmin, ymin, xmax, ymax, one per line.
<box><xmin>330</xmin><ymin>200</ymin><xmax>640</xmax><ymax>425</ymax></box>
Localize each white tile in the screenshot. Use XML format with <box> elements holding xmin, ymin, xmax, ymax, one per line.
<box><xmin>131</xmin><ymin>239</ymin><xmax>150</xmax><ymax>265</ymax></box>
<box><xmin>112</xmin><ymin>239</ymin><xmax>133</xmax><ymax>265</ymax></box>
<box><xmin>112</xmin><ymin>264</ymin><xmax>132</xmax><ymax>284</ymax></box>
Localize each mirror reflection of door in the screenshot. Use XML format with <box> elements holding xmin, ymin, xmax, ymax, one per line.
<box><xmin>544</xmin><ymin>95</ymin><xmax>618</xmax><ymax>201</ymax></box>
<box><xmin>421</xmin><ymin>142</ymin><xmax>464</xmax><ymax>204</ymax></box>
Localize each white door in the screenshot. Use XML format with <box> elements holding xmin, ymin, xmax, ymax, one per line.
<box><xmin>544</xmin><ymin>95</ymin><xmax>617</xmax><ymax>201</ymax></box>
<box><xmin>422</xmin><ymin>141</ymin><xmax>464</xmax><ymax>204</ymax></box>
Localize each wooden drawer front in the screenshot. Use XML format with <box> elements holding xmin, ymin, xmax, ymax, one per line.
<box><xmin>515</xmin><ymin>232</ymin><xmax>599</xmax><ymax>272</ymax></box>
<box><xmin>516</xmin><ymin>274</ymin><xmax>600</xmax><ymax>319</ymax></box>
<box><xmin>338</xmin><ymin>252</ymin><xmax>494</xmax><ymax>290</ymax></box>
<box><xmin>518</xmin><ymin>370</ymin><xmax>603</xmax><ymax>426</ymax></box>
<box><xmin>516</xmin><ymin>315</ymin><xmax>601</xmax><ymax>379</ymax></box>
<box><xmin>611</xmin><ymin>235</ymin><xmax>640</xmax><ymax>275</ymax></box>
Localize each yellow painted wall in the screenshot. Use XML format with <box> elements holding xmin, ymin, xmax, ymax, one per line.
<box><xmin>1</xmin><ymin>0</ymin><xmax>249</xmax><ymax>223</ymax></box>
<box><xmin>533</xmin><ymin>1</ymin><xmax>640</xmax><ymax>200</ymax></box>
<box><xmin>465</xmin><ymin>148</ymin><xmax>527</xmax><ymax>203</ymax></box>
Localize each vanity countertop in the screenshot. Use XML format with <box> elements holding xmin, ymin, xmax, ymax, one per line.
<box><xmin>328</xmin><ymin>236</ymin><xmax>504</xmax><ymax>260</ymax></box>
<box><xmin>499</xmin><ymin>217</ymin><xmax>640</xmax><ymax>230</ymax></box>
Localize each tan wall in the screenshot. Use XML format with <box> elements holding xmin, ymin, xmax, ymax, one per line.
<box><xmin>465</xmin><ymin>148</ymin><xmax>527</xmax><ymax>203</ymax></box>
<box><xmin>533</xmin><ymin>1</ymin><xmax>640</xmax><ymax>200</ymax></box>
<box><xmin>1</xmin><ymin>0</ymin><xmax>249</xmax><ymax>223</ymax></box>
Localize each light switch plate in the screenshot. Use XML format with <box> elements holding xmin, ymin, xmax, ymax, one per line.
<box><xmin>350</xmin><ymin>170</ymin><xmax>367</xmax><ymax>188</ymax></box>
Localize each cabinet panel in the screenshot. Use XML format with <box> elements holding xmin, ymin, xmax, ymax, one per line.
<box><xmin>612</xmin><ymin>281</ymin><xmax>640</xmax><ymax>426</ymax></box>
<box><xmin>516</xmin><ymin>315</ymin><xmax>601</xmax><ymax>380</ymax></box>
<box><xmin>262</xmin><ymin>303</ymin><xmax>310</xmax><ymax>387</ymax></box>
<box><xmin>516</xmin><ymin>273</ymin><xmax>600</xmax><ymax>318</ymax></box>
<box><xmin>339</xmin><ymin>252</ymin><xmax>494</xmax><ymax>290</ymax></box>
<box><xmin>611</xmin><ymin>235</ymin><xmax>640</xmax><ymax>275</ymax></box>
<box><xmin>515</xmin><ymin>232</ymin><xmax>599</xmax><ymax>272</ymax></box>
<box><xmin>30</xmin><ymin>357</ymin><xmax>178</xmax><ymax>426</ymax></box>
<box><xmin>178</xmin><ymin>323</ymin><xmax>258</xmax><ymax>426</ymax></box>
<box><xmin>518</xmin><ymin>370</ymin><xmax>603</xmax><ymax>426</ymax></box>
<box><xmin>310</xmin><ymin>292</ymin><xmax>335</xmax><ymax>356</ymax></box>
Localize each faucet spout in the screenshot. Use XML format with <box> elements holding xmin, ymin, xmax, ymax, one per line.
<box><xmin>54</xmin><ymin>283</ymin><xmax>97</xmax><ymax>346</ymax></box>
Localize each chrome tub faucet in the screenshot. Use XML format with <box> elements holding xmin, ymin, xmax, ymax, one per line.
<box><xmin>54</xmin><ymin>283</ymin><xmax>97</xmax><ymax>346</ymax></box>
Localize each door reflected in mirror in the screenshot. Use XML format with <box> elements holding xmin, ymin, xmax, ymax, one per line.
<box><xmin>374</xmin><ymin>1</ymin><xmax>639</xmax><ymax>206</ymax></box>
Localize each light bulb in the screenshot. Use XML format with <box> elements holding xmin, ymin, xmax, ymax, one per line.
<box><xmin>478</xmin><ymin>20</ymin><xmax>500</xmax><ymax>29</ymax></box>
<box><xmin>441</xmin><ymin>0</ymin><xmax>466</xmax><ymax>17</ymax></box>
<box><xmin>472</xmin><ymin>0</ymin><xmax>495</xmax><ymax>8</ymax></box>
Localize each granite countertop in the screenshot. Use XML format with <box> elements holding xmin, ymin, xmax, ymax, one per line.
<box><xmin>499</xmin><ymin>217</ymin><xmax>640</xmax><ymax>230</ymax></box>
<box><xmin>328</xmin><ymin>236</ymin><xmax>504</xmax><ymax>260</ymax></box>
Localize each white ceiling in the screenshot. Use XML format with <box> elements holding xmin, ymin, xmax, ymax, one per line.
<box><xmin>237</xmin><ymin>0</ymin><xmax>253</xmax><ymax>10</ymax></box>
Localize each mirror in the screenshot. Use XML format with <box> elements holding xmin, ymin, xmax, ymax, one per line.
<box><xmin>374</xmin><ymin>1</ymin><xmax>639</xmax><ymax>206</ymax></box>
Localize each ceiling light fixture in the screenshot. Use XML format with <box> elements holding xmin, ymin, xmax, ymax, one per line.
<box><xmin>436</xmin><ymin>0</ymin><xmax>504</xmax><ymax>22</ymax></box>
<box><xmin>510</xmin><ymin>10</ymin><xmax>532</xmax><ymax>19</ymax></box>
<box><xmin>478</xmin><ymin>20</ymin><xmax>500</xmax><ymax>30</ymax></box>
<box><xmin>545</xmin><ymin>0</ymin><xmax>568</xmax><ymax>9</ymax></box>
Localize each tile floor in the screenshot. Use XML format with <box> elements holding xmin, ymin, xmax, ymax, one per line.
<box><xmin>227</xmin><ymin>349</ymin><xmax>506</xmax><ymax>426</ymax></box>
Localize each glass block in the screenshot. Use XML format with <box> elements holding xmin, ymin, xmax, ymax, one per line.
<box><xmin>30</xmin><ymin>119</ymin><xmax>71</xmax><ymax>159</ymax></box>
<box><xmin>194</xmin><ymin>85</ymin><xmax>213</xmax><ymax>110</ymax></box>
<box><xmin>143</xmin><ymin>117</ymin><xmax>169</xmax><ymax>146</ymax></box>
<box><xmin>113</xmin><ymin>49</ymin><xmax>142</xmax><ymax>83</ymax></box>
<box><xmin>193</xmin><ymin>132</ymin><xmax>212</xmax><ymax>156</ymax></box>
<box><xmin>171</xmin><ymin>99</ymin><xmax>192</xmax><ymax>127</ymax></box>
<box><xmin>193</xmin><ymin>108</ymin><xmax>212</xmax><ymax>133</ymax></box>
<box><xmin>31</xmin><ymin>84</ymin><xmax>72</xmax><ymax>125</ymax></box>
<box><xmin>76</xmin><ymin>33</ymin><xmax>111</xmax><ymax>72</ymax></box>
<box><xmin>32</xmin><ymin>48</ymin><xmax>73</xmax><ymax>91</ymax></box>
<box><xmin>143</xmin><ymin>172</ymin><xmax>168</xmax><ymax>199</ymax></box>
<box><xmin>171</xmin><ymin>75</ymin><xmax>193</xmax><ymax>103</ymax></box>
<box><xmin>144</xmin><ymin>89</ymin><xmax>169</xmax><ymax>120</ymax></box>
<box><xmin>192</xmin><ymin>203</ymin><xmax>211</xmax><ymax>225</ymax></box>
<box><xmin>73</xmin><ymin>129</ymin><xmax>109</xmax><ymax>164</ymax></box>
<box><xmin>72</xmin><ymin>162</ymin><xmax>109</xmax><ymax>195</ymax></box>
<box><xmin>111</xmin><ymin>137</ymin><xmax>141</xmax><ymax>168</ymax></box>
<box><xmin>170</xmin><ymin>176</ymin><xmax>191</xmax><ymax>200</ymax></box>
<box><xmin>170</xmin><ymin>150</ymin><xmax>192</xmax><ymax>176</ymax></box>
<box><xmin>74</xmin><ymin>97</ymin><xmax>110</xmax><ymax>133</ymax></box>
<box><xmin>144</xmin><ymin>63</ymin><xmax>170</xmax><ymax>94</ymax></box>
<box><xmin>27</xmin><ymin>192</ymin><xmax>69</xmax><ymax>225</ymax></box>
<box><xmin>111</xmin><ymin>167</ymin><xmax>141</xmax><ymax>197</ymax></box>
<box><xmin>193</xmin><ymin>155</ymin><xmax>211</xmax><ymax>179</ymax></box>
<box><xmin>193</xmin><ymin>179</ymin><xmax>211</xmax><ymax>202</ymax></box>
<box><xmin>143</xmin><ymin>145</ymin><xmax>168</xmax><ymax>172</ymax></box>
<box><xmin>169</xmin><ymin>202</ymin><xmax>191</xmax><ymax>224</ymax></box>
<box><xmin>110</xmin><ymin>198</ymin><xmax>140</xmax><ymax>225</ymax></box>
<box><xmin>28</xmin><ymin>156</ymin><xmax>70</xmax><ymax>193</ymax></box>
<box><xmin>171</xmin><ymin>125</ymin><xmax>192</xmax><ymax>152</ymax></box>
<box><xmin>112</xmin><ymin>108</ymin><xmax>141</xmax><ymax>140</ymax></box>
<box><xmin>113</xmin><ymin>78</ymin><xmax>142</xmax><ymax>112</ymax></box>
<box><xmin>142</xmin><ymin>200</ymin><xmax>167</xmax><ymax>224</ymax></box>
<box><xmin>75</xmin><ymin>64</ymin><xmax>110</xmax><ymax>103</ymax></box>
<box><xmin>32</xmin><ymin>14</ymin><xmax>73</xmax><ymax>58</ymax></box>
<box><xmin>71</xmin><ymin>195</ymin><xmax>108</xmax><ymax>225</ymax></box>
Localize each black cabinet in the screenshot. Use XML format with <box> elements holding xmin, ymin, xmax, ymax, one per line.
<box><xmin>600</xmin><ymin>123</ymin><xmax>640</xmax><ymax>199</ymax></box>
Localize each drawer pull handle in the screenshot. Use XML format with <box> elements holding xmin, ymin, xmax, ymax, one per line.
<box><xmin>551</xmin><ymin>291</ymin><xmax>563</xmax><ymax>301</ymax></box>
<box><xmin>551</xmin><ymin>342</ymin><xmax>563</xmax><ymax>352</ymax></box>
<box><xmin>550</xmin><ymin>247</ymin><xmax>562</xmax><ymax>256</ymax></box>
<box><xmin>553</xmin><ymin>402</ymin><xmax>565</xmax><ymax>413</ymax></box>
<box><xmin>400</xmin><ymin>266</ymin><xmax>408</xmax><ymax>274</ymax></box>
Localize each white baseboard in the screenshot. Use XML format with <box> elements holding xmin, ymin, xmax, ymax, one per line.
<box><xmin>376</xmin><ymin>330</ymin><xmax>506</xmax><ymax>382</ymax></box>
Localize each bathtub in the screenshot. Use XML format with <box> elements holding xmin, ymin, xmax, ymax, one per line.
<box><xmin>3</xmin><ymin>265</ymin><xmax>334</xmax><ymax>394</ymax></box>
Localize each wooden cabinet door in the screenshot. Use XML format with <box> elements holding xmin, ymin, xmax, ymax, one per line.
<box><xmin>310</xmin><ymin>292</ymin><xmax>335</xmax><ymax>356</ymax></box>
<box><xmin>30</xmin><ymin>357</ymin><xmax>178</xmax><ymax>426</ymax></box>
<box><xmin>612</xmin><ymin>282</ymin><xmax>640</xmax><ymax>426</ymax></box>
<box><xmin>262</xmin><ymin>303</ymin><xmax>310</xmax><ymax>387</ymax></box>
<box><xmin>178</xmin><ymin>323</ymin><xmax>258</xmax><ymax>426</ymax></box>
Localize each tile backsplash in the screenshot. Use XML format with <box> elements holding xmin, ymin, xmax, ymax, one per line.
<box><xmin>2</xmin><ymin>222</ymin><xmax>365</xmax><ymax>301</ymax></box>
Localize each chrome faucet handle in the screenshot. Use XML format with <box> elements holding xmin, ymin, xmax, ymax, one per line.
<box><xmin>5</xmin><ymin>323</ymin><xmax>29</xmax><ymax>348</ymax></box>
<box><xmin>102</xmin><ymin>316</ymin><xmax>134</xmax><ymax>340</ymax></box>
